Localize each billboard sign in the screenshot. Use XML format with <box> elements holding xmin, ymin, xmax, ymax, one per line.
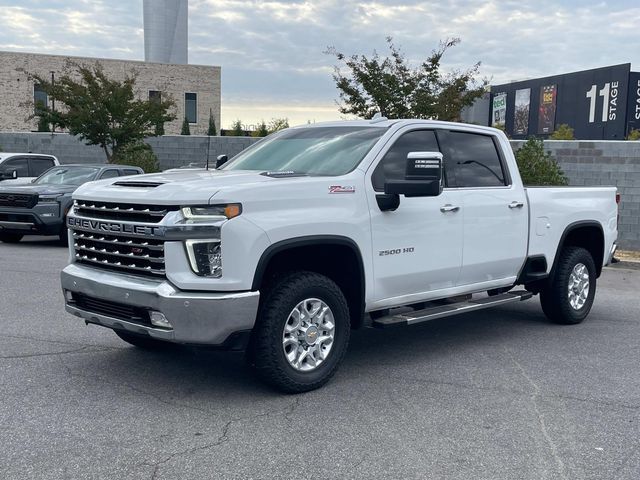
<box><xmin>538</xmin><ymin>85</ymin><xmax>557</xmax><ymax>134</ymax></box>
<box><xmin>628</xmin><ymin>73</ymin><xmax>640</xmax><ymax>135</ymax></box>
<box><xmin>491</xmin><ymin>64</ymin><xmax>632</xmax><ymax>139</ymax></box>
<box><xmin>492</xmin><ymin>92</ymin><xmax>507</xmax><ymax>127</ymax></box>
<box><xmin>514</xmin><ymin>88</ymin><xmax>531</xmax><ymax>135</ymax></box>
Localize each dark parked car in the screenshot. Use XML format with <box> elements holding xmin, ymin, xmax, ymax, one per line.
<box><xmin>0</xmin><ymin>164</ymin><xmax>143</xmax><ymax>245</ymax></box>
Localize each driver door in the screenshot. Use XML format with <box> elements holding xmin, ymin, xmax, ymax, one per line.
<box><xmin>367</xmin><ymin>129</ymin><xmax>464</xmax><ymax>307</ymax></box>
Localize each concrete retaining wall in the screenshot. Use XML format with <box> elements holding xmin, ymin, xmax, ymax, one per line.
<box><xmin>0</xmin><ymin>132</ymin><xmax>638</xmax><ymax>249</ymax></box>
<box><xmin>0</xmin><ymin>132</ymin><xmax>260</xmax><ymax>170</ymax></box>
<box><xmin>511</xmin><ymin>140</ymin><xmax>640</xmax><ymax>250</ymax></box>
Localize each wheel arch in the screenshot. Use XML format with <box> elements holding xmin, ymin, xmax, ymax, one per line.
<box><xmin>551</xmin><ymin>221</ymin><xmax>605</xmax><ymax>278</ymax></box>
<box><xmin>252</xmin><ymin>235</ymin><xmax>366</xmax><ymax>328</ymax></box>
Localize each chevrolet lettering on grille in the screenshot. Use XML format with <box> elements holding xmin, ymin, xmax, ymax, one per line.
<box><xmin>68</xmin><ymin>217</ymin><xmax>159</xmax><ymax>237</ymax></box>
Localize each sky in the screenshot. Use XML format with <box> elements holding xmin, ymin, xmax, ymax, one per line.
<box><xmin>0</xmin><ymin>0</ymin><xmax>638</xmax><ymax>128</ymax></box>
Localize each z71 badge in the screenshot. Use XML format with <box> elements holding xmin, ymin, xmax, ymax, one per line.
<box><xmin>329</xmin><ymin>185</ymin><xmax>356</xmax><ymax>194</ymax></box>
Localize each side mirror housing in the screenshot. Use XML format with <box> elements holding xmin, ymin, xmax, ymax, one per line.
<box><xmin>215</xmin><ymin>155</ymin><xmax>228</xmax><ymax>169</ymax></box>
<box><xmin>384</xmin><ymin>151</ymin><xmax>443</xmax><ymax>197</ymax></box>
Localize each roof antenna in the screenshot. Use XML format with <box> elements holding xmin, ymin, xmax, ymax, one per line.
<box><xmin>370</xmin><ymin>112</ymin><xmax>388</xmax><ymax>123</ymax></box>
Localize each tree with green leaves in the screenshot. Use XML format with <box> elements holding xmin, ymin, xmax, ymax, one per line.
<box><xmin>252</xmin><ymin>120</ymin><xmax>269</xmax><ymax>137</ymax></box>
<box><xmin>515</xmin><ymin>138</ymin><xmax>568</xmax><ymax>186</ymax></box>
<box><xmin>230</xmin><ymin>119</ymin><xmax>244</xmax><ymax>136</ymax></box>
<box><xmin>207</xmin><ymin>109</ymin><xmax>217</xmax><ymax>136</ymax></box>
<box><xmin>325</xmin><ymin>37</ymin><xmax>487</xmax><ymax>121</ymax></box>
<box><xmin>181</xmin><ymin>117</ymin><xmax>191</xmax><ymax>135</ymax></box>
<box><xmin>267</xmin><ymin>118</ymin><xmax>289</xmax><ymax>134</ymax></box>
<box><xmin>30</xmin><ymin>62</ymin><xmax>175</xmax><ymax>163</ymax></box>
<box><xmin>550</xmin><ymin>124</ymin><xmax>574</xmax><ymax>140</ymax></box>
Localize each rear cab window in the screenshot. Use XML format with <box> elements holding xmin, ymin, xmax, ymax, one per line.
<box><xmin>29</xmin><ymin>157</ymin><xmax>56</xmax><ymax>177</ymax></box>
<box><xmin>122</xmin><ymin>169</ymin><xmax>141</xmax><ymax>176</ymax></box>
<box><xmin>437</xmin><ymin>131</ymin><xmax>509</xmax><ymax>188</ymax></box>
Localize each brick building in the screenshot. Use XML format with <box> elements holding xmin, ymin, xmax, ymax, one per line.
<box><xmin>0</xmin><ymin>51</ymin><xmax>220</xmax><ymax>135</ymax></box>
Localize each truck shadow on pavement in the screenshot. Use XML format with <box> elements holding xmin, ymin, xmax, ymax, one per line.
<box><xmin>72</xmin><ymin>303</ymin><xmax>552</xmax><ymax>399</ymax></box>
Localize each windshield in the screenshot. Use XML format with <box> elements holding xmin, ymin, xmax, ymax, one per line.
<box><xmin>223</xmin><ymin>126</ymin><xmax>386</xmax><ymax>175</ymax></box>
<box><xmin>35</xmin><ymin>167</ymin><xmax>100</xmax><ymax>185</ymax></box>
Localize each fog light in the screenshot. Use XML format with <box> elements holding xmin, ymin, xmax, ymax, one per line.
<box><xmin>65</xmin><ymin>290</ymin><xmax>74</xmax><ymax>302</ymax></box>
<box><xmin>149</xmin><ymin>311</ymin><xmax>172</xmax><ymax>329</ymax></box>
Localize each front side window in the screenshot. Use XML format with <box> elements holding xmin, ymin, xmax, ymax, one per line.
<box><xmin>372</xmin><ymin>130</ymin><xmax>441</xmax><ymax>191</ymax></box>
<box><xmin>35</xmin><ymin>167</ymin><xmax>100</xmax><ymax>185</ymax></box>
<box><xmin>29</xmin><ymin>157</ymin><xmax>55</xmax><ymax>176</ymax></box>
<box><xmin>0</xmin><ymin>158</ymin><xmax>29</xmax><ymax>177</ymax></box>
<box><xmin>224</xmin><ymin>126</ymin><xmax>386</xmax><ymax>176</ymax></box>
<box><xmin>439</xmin><ymin>131</ymin><xmax>507</xmax><ymax>188</ymax></box>
<box><xmin>185</xmin><ymin>93</ymin><xmax>197</xmax><ymax>123</ymax></box>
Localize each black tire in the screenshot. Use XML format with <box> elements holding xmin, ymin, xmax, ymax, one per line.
<box><xmin>540</xmin><ymin>246</ymin><xmax>597</xmax><ymax>325</ymax></box>
<box><xmin>114</xmin><ymin>330</ymin><xmax>173</xmax><ymax>350</ymax></box>
<box><xmin>58</xmin><ymin>226</ymin><xmax>69</xmax><ymax>246</ymax></box>
<box><xmin>0</xmin><ymin>233</ymin><xmax>23</xmax><ymax>243</ymax></box>
<box><xmin>248</xmin><ymin>271</ymin><xmax>350</xmax><ymax>393</ymax></box>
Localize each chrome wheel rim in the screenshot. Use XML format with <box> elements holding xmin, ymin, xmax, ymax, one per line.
<box><xmin>568</xmin><ymin>263</ymin><xmax>590</xmax><ymax>310</ymax></box>
<box><xmin>282</xmin><ymin>298</ymin><xmax>335</xmax><ymax>372</ymax></box>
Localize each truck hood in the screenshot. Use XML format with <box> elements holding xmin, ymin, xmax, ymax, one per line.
<box><xmin>73</xmin><ymin>169</ymin><xmax>290</xmax><ymax>204</ymax></box>
<box><xmin>0</xmin><ymin>183</ymin><xmax>78</xmax><ymax>195</ymax></box>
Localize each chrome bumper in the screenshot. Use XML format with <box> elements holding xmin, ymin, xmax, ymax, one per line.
<box><xmin>61</xmin><ymin>263</ymin><xmax>259</xmax><ymax>345</ymax></box>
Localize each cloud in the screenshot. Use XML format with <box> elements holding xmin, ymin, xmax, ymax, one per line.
<box><xmin>0</xmin><ymin>0</ymin><xmax>638</xmax><ymax>126</ymax></box>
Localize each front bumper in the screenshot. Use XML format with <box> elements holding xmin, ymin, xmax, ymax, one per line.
<box><xmin>61</xmin><ymin>263</ymin><xmax>260</xmax><ymax>346</ymax></box>
<box><xmin>0</xmin><ymin>206</ymin><xmax>63</xmax><ymax>235</ymax></box>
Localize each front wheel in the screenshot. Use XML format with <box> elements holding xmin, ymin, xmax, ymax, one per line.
<box><xmin>248</xmin><ymin>271</ymin><xmax>350</xmax><ymax>393</ymax></box>
<box><xmin>540</xmin><ymin>246</ymin><xmax>596</xmax><ymax>324</ymax></box>
<box><xmin>0</xmin><ymin>233</ymin><xmax>23</xmax><ymax>243</ymax></box>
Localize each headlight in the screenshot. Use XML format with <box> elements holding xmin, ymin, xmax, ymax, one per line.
<box><xmin>185</xmin><ymin>239</ymin><xmax>222</xmax><ymax>277</ymax></box>
<box><xmin>181</xmin><ymin>204</ymin><xmax>242</xmax><ymax>221</ymax></box>
<box><xmin>38</xmin><ymin>194</ymin><xmax>63</xmax><ymax>203</ymax></box>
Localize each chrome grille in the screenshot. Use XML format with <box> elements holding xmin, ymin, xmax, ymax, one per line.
<box><xmin>74</xmin><ymin>200</ymin><xmax>178</xmax><ymax>223</ymax></box>
<box><xmin>72</xmin><ymin>231</ymin><xmax>165</xmax><ymax>277</ymax></box>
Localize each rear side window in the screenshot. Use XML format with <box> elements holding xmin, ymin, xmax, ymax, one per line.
<box><xmin>123</xmin><ymin>169</ymin><xmax>141</xmax><ymax>176</ymax></box>
<box><xmin>29</xmin><ymin>157</ymin><xmax>55</xmax><ymax>177</ymax></box>
<box><xmin>0</xmin><ymin>158</ymin><xmax>29</xmax><ymax>177</ymax></box>
<box><xmin>99</xmin><ymin>169</ymin><xmax>120</xmax><ymax>179</ymax></box>
<box><xmin>372</xmin><ymin>130</ymin><xmax>441</xmax><ymax>191</ymax></box>
<box><xmin>439</xmin><ymin>131</ymin><xmax>507</xmax><ymax>187</ymax></box>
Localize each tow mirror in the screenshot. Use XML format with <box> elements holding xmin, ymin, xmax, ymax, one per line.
<box><xmin>215</xmin><ymin>155</ymin><xmax>228</xmax><ymax>169</ymax></box>
<box><xmin>384</xmin><ymin>151</ymin><xmax>443</xmax><ymax>197</ymax></box>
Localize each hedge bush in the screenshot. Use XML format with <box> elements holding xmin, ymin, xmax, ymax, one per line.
<box><xmin>515</xmin><ymin>138</ymin><xmax>568</xmax><ymax>186</ymax></box>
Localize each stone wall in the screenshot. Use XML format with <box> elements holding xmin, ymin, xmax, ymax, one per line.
<box><xmin>511</xmin><ymin>140</ymin><xmax>640</xmax><ymax>250</ymax></box>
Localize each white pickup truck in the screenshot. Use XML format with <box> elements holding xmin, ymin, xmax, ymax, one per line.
<box><xmin>61</xmin><ymin>119</ymin><xmax>618</xmax><ymax>392</ymax></box>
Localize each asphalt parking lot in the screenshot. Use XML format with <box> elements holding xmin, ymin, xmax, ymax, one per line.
<box><xmin>1</xmin><ymin>238</ymin><xmax>639</xmax><ymax>480</ymax></box>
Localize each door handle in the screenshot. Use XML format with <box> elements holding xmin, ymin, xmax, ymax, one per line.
<box><xmin>440</xmin><ymin>204</ymin><xmax>460</xmax><ymax>213</ymax></box>
<box><xmin>509</xmin><ymin>201</ymin><xmax>524</xmax><ymax>209</ymax></box>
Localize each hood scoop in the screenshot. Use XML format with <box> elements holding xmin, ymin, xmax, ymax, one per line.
<box><xmin>260</xmin><ymin>171</ymin><xmax>308</xmax><ymax>178</ymax></box>
<box><xmin>113</xmin><ymin>181</ymin><xmax>165</xmax><ymax>188</ymax></box>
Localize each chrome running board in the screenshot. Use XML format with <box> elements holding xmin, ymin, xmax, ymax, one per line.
<box><xmin>372</xmin><ymin>290</ymin><xmax>533</xmax><ymax>328</ymax></box>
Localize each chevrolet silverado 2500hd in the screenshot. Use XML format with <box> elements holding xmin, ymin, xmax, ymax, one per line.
<box><xmin>61</xmin><ymin>120</ymin><xmax>618</xmax><ymax>392</ymax></box>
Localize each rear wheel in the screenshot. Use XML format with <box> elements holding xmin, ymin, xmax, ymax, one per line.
<box><xmin>540</xmin><ymin>247</ymin><xmax>596</xmax><ymax>324</ymax></box>
<box><xmin>0</xmin><ymin>233</ymin><xmax>23</xmax><ymax>243</ymax></box>
<box><xmin>114</xmin><ymin>330</ymin><xmax>173</xmax><ymax>350</ymax></box>
<box><xmin>248</xmin><ymin>271</ymin><xmax>350</xmax><ymax>393</ymax></box>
